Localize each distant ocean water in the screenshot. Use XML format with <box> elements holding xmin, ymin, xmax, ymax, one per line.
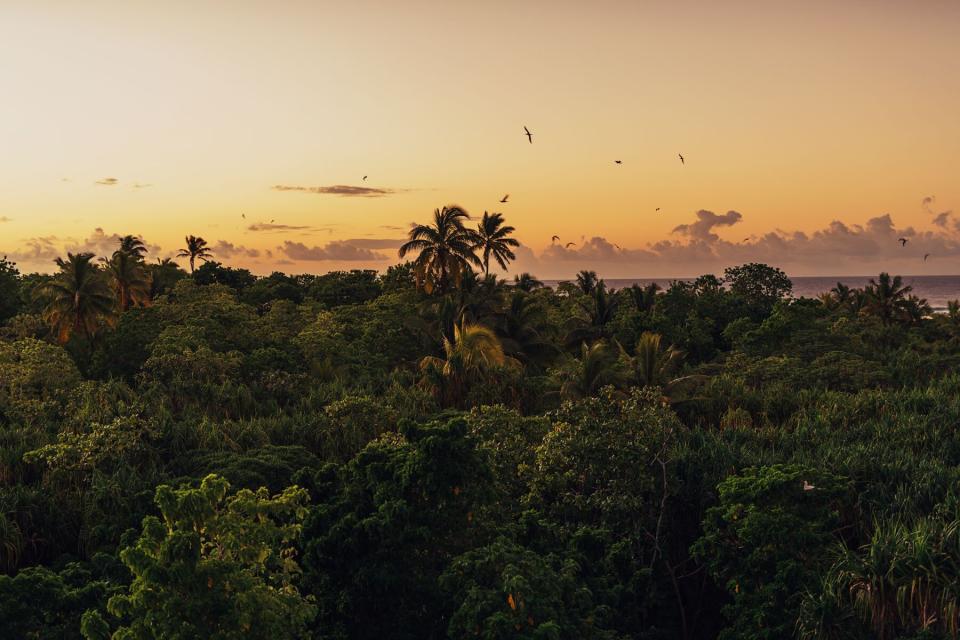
<box><xmin>543</xmin><ymin>276</ymin><xmax>960</xmax><ymax>311</ymax></box>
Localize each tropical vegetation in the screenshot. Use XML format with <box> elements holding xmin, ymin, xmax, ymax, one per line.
<box><xmin>0</xmin><ymin>207</ymin><xmax>958</xmax><ymax>639</ymax></box>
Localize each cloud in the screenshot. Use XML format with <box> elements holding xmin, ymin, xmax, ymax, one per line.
<box><xmin>1</xmin><ymin>236</ymin><xmax>61</xmax><ymax>267</ymax></box>
<box><xmin>380</xmin><ymin>224</ymin><xmax>409</xmax><ymax>232</ymax></box>
<box><xmin>247</xmin><ymin>222</ymin><xmax>312</xmax><ymax>232</ymax></box>
<box><xmin>280</xmin><ymin>240</ymin><xmax>390</xmax><ymax>261</ymax></box>
<box><xmin>272</xmin><ymin>184</ymin><xmax>395</xmax><ymax>197</ymax></box>
<box><xmin>132</xmin><ymin>182</ymin><xmax>152</xmax><ymax>189</ymax></box>
<box><xmin>0</xmin><ymin>216</ymin><xmax>10</xmax><ymax>223</ymax></box>
<box><xmin>672</xmin><ymin>209</ymin><xmax>743</xmax><ymax>241</ymax></box>
<box><xmin>213</xmin><ymin>240</ymin><xmax>260</xmax><ymax>259</ymax></box>
<box><xmin>342</xmin><ymin>238</ymin><xmax>405</xmax><ymax>249</ymax></box>
<box><xmin>95</xmin><ymin>177</ymin><xmax>118</xmax><ymax>186</ymax></box>
<box><xmin>933</xmin><ymin>211</ymin><xmax>952</xmax><ymax>227</ymax></box>
<box><xmin>508</xmin><ymin>207</ymin><xmax>960</xmax><ymax>278</ymax></box>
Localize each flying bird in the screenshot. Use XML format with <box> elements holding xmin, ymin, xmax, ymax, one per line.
<box><xmin>500</xmin><ymin>194</ymin><xmax>509</xmax><ymax>203</ymax></box>
<box><xmin>898</xmin><ymin>237</ymin><xmax>908</xmax><ymax>246</ymax></box>
<box><xmin>524</xmin><ymin>126</ymin><xmax>533</xmax><ymax>144</ymax></box>
<box><xmin>678</xmin><ymin>153</ymin><xmax>685</xmax><ymax>165</ymax></box>
<box><xmin>924</xmin><ymin>253</ymin><xmax>931</xmax><ymax>261</ymax></box>
<box><xmin>241</xmin><ymin>213</ymin><xmax>245</xmax><ymax>219</ymax></box>
<box><xmin>271</xmin><ymin>219</ymin><xmax>275</xmax><ymax>223</ymax></box>
<box><xmin>655</xmin><ymin>207</ymin><xmax>660</xmax><ymax>212</ymax></box>
<box><xmin>614</xmin><ymin>243</ymin><xmax>622</xmax><ymax>249</ymax></box>
<box><xmin>565</xmin><ymin>242</ymin><xmax>576</xmax><ymax>248</ymax></box>
<box><xmin>362</xmin><ymin>175</ymin><xmax>367</xmax><ymax>181</ymax></box>
<box><xmin>614</xmin><ymin>160</ymin><xmax>622</xmax><ymax>165</ymax></box>
<box><xmin>551</xmin><ymin>235</ymin><xmax>560</xmax><ymax>243</ymax></box>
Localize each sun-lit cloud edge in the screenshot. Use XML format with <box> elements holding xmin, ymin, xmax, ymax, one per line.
<box><xmin>3</xmin><ymin>210</ymin><xmax>959</xmax><ymax>278</ymax></box>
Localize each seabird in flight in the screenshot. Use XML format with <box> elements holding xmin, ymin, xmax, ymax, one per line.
<box><xmin>898</xmin><ymin>237</ymin><xmax>908</xmax><ymax>246</ymax></box>
<box><xmin>551</xmin><ymin>235</ymin><xmax>560</xmax><ymax>243</ymax></box>
<box><xmin>500</xmin><ymin>194</ymin><xmax>509</xmax><ymax>203</ymax></box>
<box><xmin>524</xmin><ymin>126</ymin><xmax>533</xmax><ymax>144</ymax></box>
<box><xmin>678</xmin><ymin>153</ymin><xmax>685</xmax><ymax>165</ymax></box>
<box><xmin>565</xmin><ymin>242</ymin><xmax>576</xmax><ymax>248</ymax></box>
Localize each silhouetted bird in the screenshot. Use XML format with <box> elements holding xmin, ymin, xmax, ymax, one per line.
<box><xmin>655</xmin><ymin>207</ymin><xmax>660</xmax><ymax>212</ymax></box>
<box><xmin>271</xmin><ymin>219</ymin><xmax>275</xmax><ymax>223</ymax></box>
<box><xmin>363</xmin><ymin>175</ymin><xmax>367</xmax><ymax>181</ymax></box>
<box><xmin>743</xmin><ymin>237</ymin><xmax>749</xmax><ymax>242</ymax></box>
<box><xmin>242</xmin><ymin>214</ymin><xmax>245</xmax><ymax>219</ymax></box>
<box><xmin>500</xmin><ymin>194</ymin><xmax>509</xmax><ymax>203</ymax></box>
<box><xmin>678</xmin><ymin>153</ymin><xmax>685</xmax><ymax>165</ymax></box>
<box><xmin>898</xmin><ymin>237</ymin><xmax>908</xmax><ymax>246</ymax></box>
<box><xmin>614</xmin><ymin>160</ymin><xmax>622</xmax><ymax>164</ymax></box>
<box><xmin>614</xmin><ymin>243</ymin><xmax>622</xmax><ymax>249</ymax></box>
<box><xmin>565</xmin><ymin>242</ymin><xmax>576</xmax><ymax>248</ymax></box>
<box><xmin>924</xmin><ymin>253</ymin><xmax>931</xmax><ymax>261</ymax></box>
<box><xmin>551</xmin><ymin>235</ymin><xmax>560</xmax><ymax>243</ymax></box>
<box><xmin>524</xmin><ymin>126</ymin><xmax>533</xmax><ymax>144</ymax></box>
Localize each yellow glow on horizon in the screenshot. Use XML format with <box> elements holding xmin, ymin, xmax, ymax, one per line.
<box><xmin>1</xmin><ymin>1</ymin><xmax>959</xmax><ymax>277</ymax></box>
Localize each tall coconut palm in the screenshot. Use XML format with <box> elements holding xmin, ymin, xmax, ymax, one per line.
<box><xmin>863</xmin><ymin>273</ymin><xmax>913</xmax><ymax>325</ymax></box>
<box><xmin>35</xmin><ymin>252</ymin><xmax>115</xmax><ymax>342</ymax></box>
<box><xmin>513</xmin><ymin>272</ymin><xmax>544</xmax><ymax>292</ymax></box>
<box><xmin>496</xmin><ymin>291</ymin><xmax>557</xmax><ymax>368</ymax></box>
<box><xmin>947</xmin><ymin>300</ymin><xmax>960</xmax><ymax>325</ymax></box>
<box><xmin>419</xmin><ymin>322</ymin><xmax>511</xmax><ymax>407</ymax></box>
<box><xmin>398</xmin><ymin>206</ymin><xmax>481</xmax><ymax>294</ymax></box>
<box><xmin>148</xmin><ymin>258</ymin><xmax>186</xmax><ymax>298</ymax></box>
<box><xmin>177</xmin><ymin>235</ymin><xmax>213</xmax><ymax>274</ymax></box>
<box><xmin>628</xmin><ymin>282</ymin><xmax>661</xmax><ymax>313</ymax></box>
<box><xmin>102</xmin><ymin>249</ymin><xmax>151</xmax><ymax>311</ymax></box>
<box><xmin>556</xmin><ymin>340</ymin><xmax>628</xmax><ymax>402</ymax></box>
<box><xmin>564</xmin><ymin>282</ymin><xmax>619</xmax><ymax>346</ymax></box>
<box><xmin>631</xmin><ymin>332</ymin><xmax>683</xmax><ymax>387</ymax></box>
<box><xmin>118</xmin><ymin>235</ymin><xmax>148</xmax><ymax>261</ymax></box>
<box><xmin>575</xmin><ymin>270</ymin><xmax>599</xmax><ymax>295</ymax></box>
<box><xmin>474</xmin><ymin>211</ymin><xmax>519</xmax><ymax>275</ymax></box>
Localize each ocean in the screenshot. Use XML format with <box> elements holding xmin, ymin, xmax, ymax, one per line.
<box><xmin>544</xmin><ymin>275</ymin><xmax>960</xmax><ymax>311</ymax></box>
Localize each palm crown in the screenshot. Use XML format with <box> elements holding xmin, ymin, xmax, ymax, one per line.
<box><xmin>35</xmin><ymin>252</ymin><xmax>115</xmax><ymax>342</ymax></box>
<box><xmin>177</xmin><ymin>235</ymin><xmax>213</xmax><ymax>273</ymax></box>
<box><xmin>398</xmin><ymin>207</ymin><xmax>480</xmax><ymax>294</ymax></box>
<box><xmin>474</xmin><ymin>211</ymin><xmax>519</xmax><ymax>275</ymax></box>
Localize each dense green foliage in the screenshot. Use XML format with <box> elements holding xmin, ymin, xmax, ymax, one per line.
<box><xmin>1</xmin><ymin>222</ymin><xmax>959</xmax><ymax>639</ymax></box>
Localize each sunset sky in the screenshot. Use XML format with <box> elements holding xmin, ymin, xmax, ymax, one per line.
<box><xmin>1</xmin><ymin>1</ymin><xmax>959</xmax><ymax>277</ymax></box>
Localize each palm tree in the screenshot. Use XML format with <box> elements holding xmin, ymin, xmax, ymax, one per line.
<box><xmin>564</xmin><ymin>281</ymin><xmax>619</xmax><ymax>346</ymax></box>
<box><xmin>496</xmin><ymin>291</ymin><xmax>557</xmax><ymax>368</ymax></box>
<box><xmin>419</xmin><ymin>322</ymin><xmax>512</xmax><ymax>407</ymax></box>
<box><xmin>35</xmin><ymin>252</ymin><xmax>115</xmax><ymax>342</ymax></box>
<box><xmin>830</xmin><ymin>282</ymin><xmax>852</xmax><ymax>306</ymax></box>
<box><xmin>177</xmin><ymin>235</ymin><xmax>213</xmax><ymax>274</ymax></box>
<box><xmin>118</xmin><ymin>235</ymin><xmax>148</xmax><ymax>261</ymax></box>
<box><xmin>555</xmin><ymin>340</ymin><xmax>628</xmax><ymax>402</ymax></box>
<box><xmin>102</xmin><ymin>249</ymin><xmax>151</xmax><ymax>311</ymax></box>
<box><xmin>398</xmin><ymin>206</ymin><xmax>481</xmax><ymax>294</ymax></box>
<box><xmin>575</xmin><ymin>270</ymin><xmax>599</xmax><ymax>295</ymax></box>
<box><xmin>628</xmin><ymin>282</ymin><xmax>660</xmax><ymax>313</ymax></box>
<box><xmin>513</xmin><ymin>273</ymin><xmax>544</xmax><ymax>292</ymax></box>
<box><xmin>947</xmin><ymin>300</ymin><xmax>960</xmax><ymax>325</ymax></box>
<box><xmin>631</xmin><ymin>332</ymin><xmax>682</xmax><ymax>387</ymax></box>
<box><xmin>148</xmin><ymin>258</ymin><xmax>186</xmax><ymax>298</ymax></box>
<box><xmin>862</xmin><ymin>273</ymin><xmax>914</xmax><ymax>325</ymax></box>
<box><xmin>473</xmin><ymin>211</ymin><xmax>519</xmax><ymax>276</ymax></box>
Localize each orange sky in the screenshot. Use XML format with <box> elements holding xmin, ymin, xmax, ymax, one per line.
<box><xmin>1</xmin><ymin>1</ymin><xmax>959</xmax><ymax>277</ymax></box>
